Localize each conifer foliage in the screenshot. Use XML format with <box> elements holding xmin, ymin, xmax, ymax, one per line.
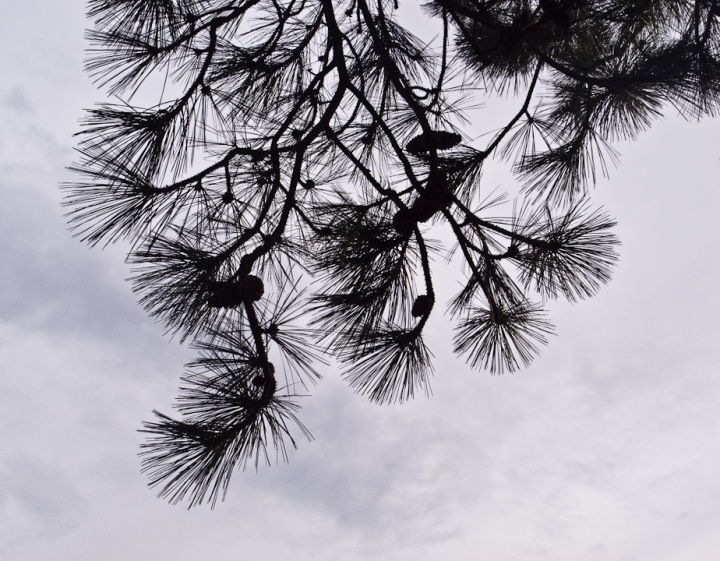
<box><xmin>66</xmin><ymin>0</ymin><xmax>720</xmax><ymax>506</ymax></box>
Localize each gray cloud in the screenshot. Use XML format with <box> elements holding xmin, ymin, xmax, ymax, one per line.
<box><xmin>0</xmin><ymin>1</ymin><xmax>718</xmax><ymax>560</ymax></box>
<box><xmin>0</xmin><ymin>454</ymin><xmax>86</xmax><ymax>546</ymax></box>
<box><xmin>4</xmin><ymin>87</ymin><xmax>34</xmax><ymax>115</ymax></box>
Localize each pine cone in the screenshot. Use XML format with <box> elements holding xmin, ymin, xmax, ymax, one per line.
<box><xmin>411</xmin><ymin>197</ymin><xmax>442</xmax><ymax>223</ymax></box>
<box><xmin>207</xmin><ymin>275</ymin><xmax>264</xmax><ymax>308</ymax></box>
<box><xmin>411</xmin><ymin>294</ymin><xmax>434</xmax><ymax>317</ymax></box>
<box><xmin>392</xmin><ymin>208</ymin><xmax>416</xmax><ymax>236</ymax></box>
<box><xmin>238</xmin><ymin>275</ymin><xmax>264</xmax><ymax>302</ymax></box>
<box><xmin>207</xmin><ymin>281</ymin><xmax>242</xmax><ymax>308</ymax></box>
<box><xmin>406</xmin><ymin>130</ymin><xmax>462</xmax><ymax>154</ymax></box>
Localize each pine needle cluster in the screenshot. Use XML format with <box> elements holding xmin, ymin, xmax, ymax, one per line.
<box><xmin>65</xmin><ymin>0</ymin><xmax>720</xmax><ymax>505</ymax></box>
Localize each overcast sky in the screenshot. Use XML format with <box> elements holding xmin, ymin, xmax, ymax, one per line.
<box><xmin>1</xmin><ymin>2</ymin><xmax>719</xmax><ymax>560</ymax></box>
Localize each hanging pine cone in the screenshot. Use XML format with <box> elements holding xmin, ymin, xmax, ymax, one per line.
<box><xmin>238</xmin><ymin>275</ymin><xmax>264</xmax><ymax>302</ymax></box>
<box><xmin>207</xmin><ymin>281</ymin><xmax>242</xmax><ymax>308</ymax></box>
<box><xmin>411</xmin><ymin>294</ymin><xmax>434</xmax><ymax>317</ymax></box>
<box><xmin>431</xmin><ymin>186</ymin><xmax>453</xmax><ymax>209</ymax></box>
<box><xmin>426</xmin><ymin>169</ymin><xmax>452</xmax><ymax>200</ymax></box>
<box><xmin>411</xmin><ymin>196</ymin><xmax>442</xmax><ymax>223</ymax></box>
<box><xmin>392</xmin><ymin>208</ymin><xmax>416</xmax><ymax>236</ymax></box>
<box><xmin>207</xmin><ymin>275</ymin><xmax>264</xmax><ymax>308</ymax></box>
<box><xmin>406</xmin><ymin>130</ymin><xmax>462</xmax><ymax>154</ymax></box>
<box><xmin>411</xmin><ymin>174</ymin><xmax>453</xmax><ymax>222</ymax></box>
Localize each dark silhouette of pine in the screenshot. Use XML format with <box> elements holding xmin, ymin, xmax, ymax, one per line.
<box><xmin>65</xmin><ymin>0</ymin><xmax>720</xmax><ymax>506</ymax></box>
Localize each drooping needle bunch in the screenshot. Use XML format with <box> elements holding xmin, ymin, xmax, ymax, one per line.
<box><xmin>66</xmin><ymin>0</ymin><xmax>720</xmax><ymax>506</ymax></box>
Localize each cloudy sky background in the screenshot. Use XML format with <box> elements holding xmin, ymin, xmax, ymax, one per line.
<box><xmin>1</xmin><ymin>2</ymin><xmax>719</xmax><ymax>560</ymax></box>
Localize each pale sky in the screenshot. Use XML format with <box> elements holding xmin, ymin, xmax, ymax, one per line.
<box><xmin>1</xmin><ymin>2</ymin><xmax>719</xmax><ymax>560</ymax></box>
